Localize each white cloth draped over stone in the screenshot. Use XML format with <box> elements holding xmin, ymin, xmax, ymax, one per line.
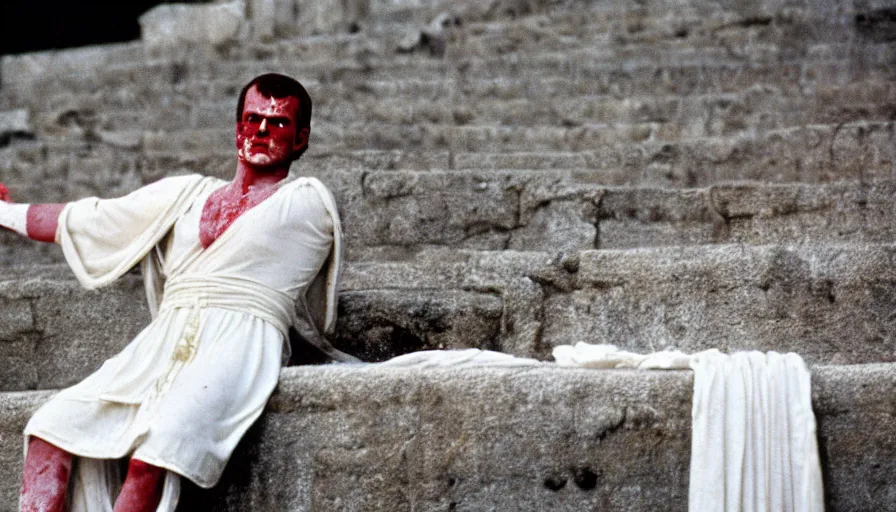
<box><xmin>377</xmin><ymin>348</ymin><xmax>544</xmax><ymax>369</ymax></box>
<box><xmin>552</xmin><ymin>342</ymin><xmax>698</xmax><ymax>370</ymax></box>
<box><xmin>688</xmin><ymin>350</ymin><xmax>824</xmax><ymax>512</ymax></box>
<box><xmin>554</xmin><ymin>343</ymin><xmax>824</xmax><ymax>512</ymax></box>
<box><xmin>24</xmin><ymin>173</ymin><xmax>351</xmax><ymax>511</ymax></box>
<box><xmin>377</xmin><ymin>344</ymin><xmax>824</xmax><ymax>512</ymax></box>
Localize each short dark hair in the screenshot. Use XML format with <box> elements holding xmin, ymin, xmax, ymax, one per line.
<box><xmin>236</xmin><ymin>73</ymin><xmax>313</xmax><ymax>159</ymax></box>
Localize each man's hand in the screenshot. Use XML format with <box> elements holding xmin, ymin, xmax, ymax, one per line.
<box><xmin>0</xmin><ymin>183</ymin><xmax>64</xmax><ymax>242</ymax></box>
<box><xmin>27</xmin><ymin>203</ymin><xmax>65</xmax><ymax>242</ymax></box>
<box><xmin>0</xmin><ymin>183</ymin><xmax>13</xmax><ymax>202</ymax></box>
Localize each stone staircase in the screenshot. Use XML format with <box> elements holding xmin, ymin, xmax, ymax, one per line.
<box><xmin>0</xmin><ymin>0</ymin><xmax>895</xmax><ymax>510</ymax></box>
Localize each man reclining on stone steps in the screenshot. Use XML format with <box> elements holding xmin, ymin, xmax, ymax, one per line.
<box><xmin>0</xmin><ymin>73</ymin><xmax>358</xmax><ymax>512</ymax></box>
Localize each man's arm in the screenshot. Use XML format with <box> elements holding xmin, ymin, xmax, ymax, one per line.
<box><xmin>25</xmin><ymin>204</ymin><xmax>65</xmax><ymax>242</ymax></box>
<box><xmin>0</xmin><ymin>183</ymin><xmax>65</xmax><ymax>243</ymax></box>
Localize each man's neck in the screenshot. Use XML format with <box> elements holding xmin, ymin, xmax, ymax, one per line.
<box><xmin>231</xmin><ymin>161</ymin><xmax>290</xmax><ymax>194</ymax></box>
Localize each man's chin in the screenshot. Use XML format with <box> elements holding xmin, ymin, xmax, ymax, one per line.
<box><xmin>241</xmin><ymin>154</ymin><xmax>281</xmax><ymax>167</ymax></box>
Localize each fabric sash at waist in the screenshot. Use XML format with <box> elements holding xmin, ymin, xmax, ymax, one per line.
<box><xmin>159</xmin><ymin>275</ymin><xmax>295</xmax><ymax>337</ymax></box>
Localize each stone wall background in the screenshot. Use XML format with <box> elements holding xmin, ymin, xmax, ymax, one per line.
<box><xmin>0</xmin><ymin>0</ymin><xmax>894</xmax><ymax>509</ymax></box>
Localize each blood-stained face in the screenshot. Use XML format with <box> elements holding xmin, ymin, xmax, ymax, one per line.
<box><xmin>236</xmin><ymin>85</ymin><xmax>308</xmax><ymax>167</ymax></box>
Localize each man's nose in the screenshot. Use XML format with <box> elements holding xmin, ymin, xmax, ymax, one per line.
<box><xmin>257</xmin><ymin>118</ymin><xmax>269</xmax><ymax>135</ymax></box>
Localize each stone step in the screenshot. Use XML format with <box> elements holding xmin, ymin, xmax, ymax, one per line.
<box><xmin>0</xmin><ymin>0</ymin><xmax>882</xmax><ymax>92</ymax></box>
<box><xmin>246</xmin><ymin>83</ymin><xmax>896</xmax><ymax>131</ymax></box>
<box><xmin>340</xmin><ymin>244</ymin><xmax>896</xmax><ymax>364</ymax></box>
<box><xmin>3</xmin><ymin>243</ymin><xmax>896</xmax><ymax>391</ymax></box>
<box><xmin>366</xmin><ymin>0</ymin><xmax>896</xmax><ymax>32</ymax></box>
<box><xmin>230</xmin><ymin>5</ymin><xmax>870</xmax><ymax>61</ymax></box>
<box><xmin>3</xmin><ymin>39</ymin><xmax>893</xmax><ymax>108</ymax></box>
<box><xmin>20</xmin><ymin>80</ymin><xmax>895</xmax><ymax>139</ymax></box>
<box><xmin>1</xmin><ymin>0</ymin><xmax>889</xmax><ymax>86</ymax></box>
<box><xmin>115</xmin><ymin>41</ymin><xmax>896</xmax><ymax>86</ymax></box>
<box><xmin>7</xmin><ymin>57</ymin><xmax>890</xmax><ymax>120</ymax></box>
<box><xmin>334</xmin><ymin>175</ymin><xmax>896</xmax><ymax>256</ymax></box>
<box><xmin>4</xmin><ymin>168</ymin><xmax>896</xmax><ymax>257</ymax></box>
<box><xmin>0</xmin><ymin>363</ymin><xmax>893</xmax><ymax>510</ymax></box>
<box><xmin>1</xmin><ymin>123</ymin><xmax>894</xmax><ymax>265</ymax></box>
<box><xmin>2</xmin><ymin>121</ymin><xmax>891</xmax><ymax>200</ymax></box>
<box><xmin>4</xmin><ymin>162</ymin><xmax>896</xmax><ymax>263</ymax></box>
<box><xmin>107</xmin><ymin>118</ymin><xmax>896</xmax><ymax>155</ymax></box>
<box><xmin>7</xmin><ymin>46</ymin><xmax>893</xmax><ymax>133</ymax></box>
<box><xmin>432</xmin><ymin>8</ymin><xmax>854</xmax><ymax>56</ymax></box>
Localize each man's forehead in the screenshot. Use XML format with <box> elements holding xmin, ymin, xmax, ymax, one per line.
<box><xmin>242</xmin><ymin>85</ymin><xmax>300</xmax><ymax>117</ymax></box>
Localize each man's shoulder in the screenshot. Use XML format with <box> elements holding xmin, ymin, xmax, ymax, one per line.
<box><xmin>283</xmin><ymin>176</ymin><xmax>335</xmax><ymax>204</ymax></box>
<box><xmin>282</xmin><ymin>176</ymin><xmax>341</xmax><ymax>228</ymax></box>
<box><xmin>282</xmin><ymin>175</ymin><xmax>327</xmax><ymax>191</ymax></box>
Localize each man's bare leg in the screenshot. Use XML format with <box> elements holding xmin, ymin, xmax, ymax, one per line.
<box><xmin>20</xmin><ymin>437</ymin><xmax>74</xmax><ymax>512</ymax></box>
<box><xmin>112</xmin><ymin>459</ymin><xmax>165</xmax><ymax>512</ymax></box>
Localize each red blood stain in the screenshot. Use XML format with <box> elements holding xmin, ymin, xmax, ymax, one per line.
<box><xmin>200</xmin><ymin>86</ymin><xmax>304</xmax><ymax>248</ymax></box>
<box><xmin>199</xmin><ymin>179</ymin><xmax>278</xmax><ymax>248</ymax></box>
<box><xmin>20</xmin><ymin>437</ymin><xmax>72</xmax><ymax>512</ymax></box>
<box><xmin>0</xmin><ymin>181</ymin><xmax>62</xmax><ymax>241</ymax></box>
<box><xmin>113</xmin><ymin>459</ymin><xmax>166</xmax><ymax>512</ymax></box>
<box><xmin>27</xmin><ymin>203</ymin><xmax>66</xmax><ymax>242</ymax></box>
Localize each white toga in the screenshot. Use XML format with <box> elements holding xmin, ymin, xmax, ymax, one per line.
<box><xmin>24</xmin><ymin>173</ymin><xmax>351</xmax><ymax>508</ymax></box>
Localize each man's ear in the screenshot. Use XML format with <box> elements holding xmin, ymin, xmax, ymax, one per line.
<box><xmin>294</xmin><ymin>127</ymin><xmax>310</xmax><ymax>152</ymax></box>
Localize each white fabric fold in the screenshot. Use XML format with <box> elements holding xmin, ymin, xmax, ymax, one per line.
<box><xmin>160</xmin><ymin>274</ymin><xmax>296</xmax><ymax>338</ymax></box>
<box><xmin>552</xmin><ymin>342</ymin><xmax>704</xmax><ymax>369</ymax></box>
<box><xmin>551</xmin><ymin>342</ymin><xmax>824</xmax><ymax>512</ymax></box>
<box><xmin>689</xmin><ymin>351</ymin><xmax>824</xmax><ymax>512</ymax></box>
<box><xmin>0</xmin><ymin>200</ymin><xmax>30</xmax><ymax>235</ymax></box>
<box><xmin>69</xmin><ymin>459</ymin><xmax>180</xmax><ymax>512</ymax></box>
<box><xmin>377</xmin><ymin>348</ymin><xmax>543</xmax><ymax>369</ymax></box>
<box><xmin>56</xmin><ymin>174</ymin><xmax>213</xmax><ymax>290</ymax></box>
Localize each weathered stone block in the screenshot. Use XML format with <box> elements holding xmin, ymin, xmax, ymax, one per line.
<box><xmin>139</xmin><ymin>1</ymin><xmax>247</xmax><ymax>48</ymax></box>
<box><xmin>0</xmin><ymin>272</ymin><xmax>149</xmax><ymax>391</ymax></box>
<box><xmin>547</xmin><ymin>244</ymin><xmax>896</xmax><ymax>363</ymax></box>
<box><xmin>334</xmin><ymin>289</ymin><xmax>503</xmax><ymax>361</ymax></box>
<box><xmin>249</xmin><ymin>0</ymin><xmax>278</xmax><ymax>40</ymax></box>
<box><xmin>3</xmin><ymin>364</ymin><xmax>891</xmax><ymax>510</ymax></box>
<box><xmin>0</xmin><ymin>109</ymin><xmax>31</xmax><ymax>139</ymax></box>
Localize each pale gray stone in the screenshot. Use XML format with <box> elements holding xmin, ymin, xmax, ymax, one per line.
<box><xmin>334</xmin><ymin>289</ymin><xmax>503</xmax><ymax>361</ymax></box>
<box><xmin>0</xmin><ymin>109</ymin><xmax>30</xmax><ymax>137</ymax></box>
<box><xmin>279</xmin><ymin>0</ymin><xmax>361</xmax><ymax>36</ymax></box>
<box><xmin>249</xmin><ymin>0</ymin><xmax>278</xmax><ymax>40</ymax></box>
<box><xmin>0</xmin><ymin>273</ymin><xmax>149</xmax><ymax>391</ymax></box>
<box><xmin>139</xmin><ymin>1</ymin><xmax>247</xmax><ymax>48</ymax></box>
<box><xmin>1</xmin><ymin>365</ymin><xmax>893</xmax><ymax>510</ymax></box>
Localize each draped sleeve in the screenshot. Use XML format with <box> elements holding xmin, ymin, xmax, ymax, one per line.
<box><xmin>56</xmin><ymin>174</ymin><xmax>214</xmax><ymax>290</ymax></box>
<box><xmin>289</xmin><ymin>177</ymin><xmax>359</xmax><ymax>362</ymax></box>
<box><xmin>302</xmin><ymin>177</ymin><xmax>343</xmax><ymax>337</ymax></box>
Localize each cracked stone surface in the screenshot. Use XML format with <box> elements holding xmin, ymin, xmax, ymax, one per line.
<box><xmin>1</xmin><ymin>364</ymin><xmax>893</xmax><ymax>510</ymax></box>
<box><xmin>5</xmin><ymin>162</ymin><xmax>896</xmax><ymax>266</ymax></box>
<box><xmin>5</xmin><ymin>243</ymin><xmax>896</xmax><ymax>390</ymax></box>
